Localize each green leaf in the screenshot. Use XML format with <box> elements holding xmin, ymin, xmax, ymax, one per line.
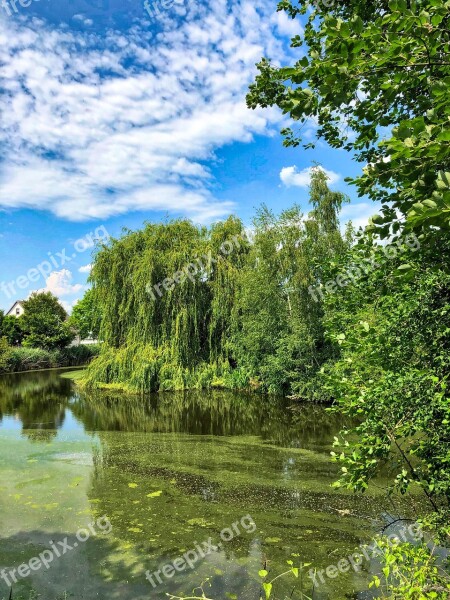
<box><xmin>437</xmin><ymin>171</ymin><xmax>450</xmax><ymax>190</ymax></box>
<box><xmin>146</xmin><ymin>490</ymin><xmax>163</xmax><ymax>497</ymax></box>
<box><xmin>262</xmin><ymin>582</ymin><xmax>273</xmax><ymax>600</ymax></box>
<box><xmin>422</xmin><ymin>199</ymin><xmax>438</xmax><ymax>209</ymax></box>
<box><xmin>437</xmin><ymin>130</ymin><xmax>450</xmax><ymax>142</ymax></box>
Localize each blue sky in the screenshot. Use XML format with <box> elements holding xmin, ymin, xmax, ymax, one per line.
<box><xmin>0</xmin><ymin>0</ymin><xmax>377</xmax><ymax>313</ymax></box>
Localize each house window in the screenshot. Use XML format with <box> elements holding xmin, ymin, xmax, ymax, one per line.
<box><xmin>16</xmin><ymin>308</ymin><xmax>20</xmax><ymax>315</ymax></box>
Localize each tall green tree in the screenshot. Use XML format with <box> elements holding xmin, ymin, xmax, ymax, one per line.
<box><xmin>69</xmin><ymin>289</ymin><xmax>102</xmax><ymax>340</ymax></box>
<box><xmin>21</xmin><ymin>292</ymin><xmax>74</xmax><ymax>350</ymax></box>
<box><xmin>232</xmin><ymin>167</ymin><xmax>351</xmax><ymax>397</ymax></box>
<box><xmin>247</xmin><ymin>0</ymin><xmax>450</xmax><ymax>236</ymax></box>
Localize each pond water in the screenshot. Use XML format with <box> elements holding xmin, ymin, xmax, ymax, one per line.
<box><xmin>0</xmin><ymin>369</ymin><xmax>420</xmax><ymax>600</ymax></box>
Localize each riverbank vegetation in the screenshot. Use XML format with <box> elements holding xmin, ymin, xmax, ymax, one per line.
<box><xmin>0</xmin><ymin>292</ymin><xmax>99</xmax><ymax>373</ymax></box>
<box><xmin>0</xmin><ymin>292</ymin><xmax>74</xmax><ymax>350</ymax></box>
<box><xmin>245</xmin><ymin>0</ymin><xmax>450</xmax><ymax>596</ymax></box>
<box><xmin>0</xmin><ymin>342</ymin><xmax>99</xmax><ymax>374</ymax></box>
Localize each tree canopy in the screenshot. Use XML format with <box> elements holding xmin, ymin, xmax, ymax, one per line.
<box><xmin>85</xmin><ymin>168</ymin><xmax>349</xmax><ymax>395</ymax></box>
<box><xmin>232</xmin><ymin>168</ymin><xmax>351</xmax><ymax>397</ymax></box>
<box><xmin>21</xmin><ymin>292</ymin><xmax>74</xmax><ymax>350</ymax></box>
<box><xmin>70</xmin><ymin>288</ymin><xmax>102</xmax><ymax>340</ymax></box>
<box><xmin>0</xmin><ymin>310</ymin><xmax>25</xmax><ymax>346</ymax></box>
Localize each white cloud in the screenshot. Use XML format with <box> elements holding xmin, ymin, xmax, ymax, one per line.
<box><xmin>280</xmin><ymin>165</ymin><xmax>341</xmax><ymax>188</ymax></box>
<box><xmin>271</xmin><ymin>10</ymin><xmax>304</xmax><ymax>37</ymax></box>
<box><xmin>340</xmin><ymin>202</ymin><xmax>382</xmax><ymax>231</ymax></box>
<box><xmin>0</xmin><ymin>4</ymin><xmax>291</xmax><ymax>223</ymax></box>
<box><xmin>60</xmin><ymin>298</ymin><xmax>79</xmax><ymax>315</ymax></box>
<box><xmin>73</xmin><ymin>14</ymin><xmax>94</xmax><ymax>26</ymax></box>
<box><xmin>78</xmin><ymin>264</ymin><xmax>92</xmax><ymax>274</ymax></box>
<box><xmin>40</xmin><ymin>270</ymin><xmax>84</xmax><ymax>297</ymax></box>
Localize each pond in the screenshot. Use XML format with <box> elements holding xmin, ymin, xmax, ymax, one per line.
<box><xmin>0</xmin><ymin>369</ymin><xmax>421</xmax><ymax>600</ymax></box>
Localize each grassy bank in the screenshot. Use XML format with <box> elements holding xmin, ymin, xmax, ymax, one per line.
<box><xmin>0</xmin><ymin>344</ymin><xmax>100</xmax><ymax>374</ymax></box>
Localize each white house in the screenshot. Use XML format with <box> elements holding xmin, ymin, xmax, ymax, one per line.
<box><xmin>5</xmin><ymin>300</ymin><xmax>25</xmax><ymax>318</ymax></box>
<box><xmin>70</xmin><ymin>334</ymin><xmax>99</xmax><ymax>347</ymax></box>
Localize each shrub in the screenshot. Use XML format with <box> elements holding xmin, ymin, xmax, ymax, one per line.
<box><xmin>0</xmin><ymin>344</ymin><xmax>100</xmax><ymax>373</ymax></box>
<box><xmin>0</xmin><ymin>336</ymin><xmax>11</xmax><ymax>370</ymax></box>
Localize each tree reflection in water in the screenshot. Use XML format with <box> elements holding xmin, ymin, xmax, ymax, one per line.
<box><xmin>0</xmin><ymin>370</ymin><xmax>72</xmax><ymax>442</ymax></box>
<box><xmin>0</xmin><ymin>369</ymin><xmax>350</xmax><ymax>446</ymax></box>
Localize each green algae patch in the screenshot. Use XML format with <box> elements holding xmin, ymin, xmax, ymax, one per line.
<box><xmin>59</xmin><ymin>369</ymin><xmax>86</xmax><ymax>381</ymax></box>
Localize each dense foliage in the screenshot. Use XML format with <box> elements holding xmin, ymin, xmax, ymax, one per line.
<box><xmin>69</xmin><ymin>288</ymin><xmax>102</xmax><ymax>340</ymax></box>
<box><xmin>1</xmin><ymin>291</ymin><xmax>101</xmax><ymax>353</ymax></box>
<box><xmin>245</xmin><ymin>0</ymin><xmax>450</xmax><ymax>596</ymax></box>
<box><xmin>308</xmin><ymin>219</ymin><xmax>450</xmax><ymax>600</ymax></box>
<box><xmin>0</xmin><ymin>293</ymin><xmax>96</xmax><ymax>372</ymax></box>
<box><xmin>84</xmin><ymin>216</ymin><xmax>249</xmax><ymax>391</ymax></box>
<box><xmin>321</xmin><ymin>230</ymin><xmax>450</xmax><ymax>547</ymax></box>
<box><xmin>247</xmin><ymin>0</ymin><xmax>450</xmax><ymax>237</ymax></box>
<box><xmin>84</xmin><ymin>169</ymin><xmax>349</xmax><ymax>395</ymax></box>
<box><xmin>0</xmin><ymin>343</ymin><xmax>100</xmax><ymax>374</ymax></box>
<box><xmin>0</xmin><ymin>292</ymin><xmax>100</xmax><ymax>373</ymax></box>
<box><xmin>232</xmin><ymin>170</ymin><xmax>350</xmax><ymax>397</ymax></box>
<box><xmin>0</xmin><ymin>310</ymin><xmax>25</xmax><ymax>345</ymax></box>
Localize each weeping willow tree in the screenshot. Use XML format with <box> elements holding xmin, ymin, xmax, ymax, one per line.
<box><xmin>85</xmin><ymin>216</ymin><xmax>249</xmax><ymax>392</ymax></box>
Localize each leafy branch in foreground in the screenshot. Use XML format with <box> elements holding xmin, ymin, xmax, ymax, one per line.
<box><xmin>307</xmin><ymin>225</ymin><xmax>450</xmax><ymax>597</ymax></box>
<box><xmin>247</xmin><ymin>0</ymin><xmax>450</xmax><ymax>236</ymax></box>
<box><xmin>322</xmin><ymin>231</ymin><xmax>450</xmax><ymax>566</ymax></box>
<box><xmin>370</xmin><ymin>537</ymin><xmax>450</xmax><ymax>599</ymax></box>
<box><xmin>166</xmin><ymin>561</ymin><xmax>314</xmax><ymax>600</ymax></box>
